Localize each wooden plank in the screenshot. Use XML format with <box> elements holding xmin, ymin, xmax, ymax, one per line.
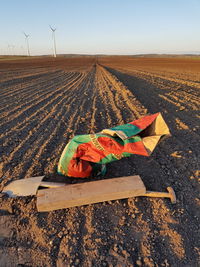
<box><xmin>36</xmin><ymin>175</ymin><xmax>146</xmax><ymax>212</ymax></box>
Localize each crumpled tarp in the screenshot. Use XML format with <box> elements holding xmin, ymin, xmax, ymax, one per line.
<box><xmin>57</xmin><ymin>112</ymin><xmax>170</xmax><ymax>178</ymax></box>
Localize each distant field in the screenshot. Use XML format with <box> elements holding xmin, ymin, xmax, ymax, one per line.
<box><xmin>0</xmin><ymin>56</ymin><xmax>199</xmax><ymax>266</ymax></box>
<box><xmin>0</xmin><ymin>56</ymin><xmax>33</xmax><ymax>61</ymax></box>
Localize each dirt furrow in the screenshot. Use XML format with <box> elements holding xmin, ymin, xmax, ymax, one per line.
<box><xmin>96</xmin><ymin>65</ymin><xmax>124</xmax><ymax>127</ymax></box>
<box><xmin>1</xmin><ymin>68</ymin><xmax>96</xmax><ymax>186</ymax></box>
<box><xmin>0</xmin><ymin>71</ymin><xmax>87</xmax><ymax>155</ymax></box>
<box><xmin>106</xmin><ymin>67</ymin><xmax>200</xmax><ymax>134</ymax></box>
<box><xmin>0</xmin><ymin>72</ymin><xmax>86</xmax><ymax>136</ymax></box>
<box><xmin>46</xmin><ymin>67</ymin><xmax>97</xmax><ymax>170</ymax></box>
<box><xmin>23</xmin><ymin>66</ymin><xmax>96</xmax><ymax>176</ymax></box>
<box><xmin>1</xmin><ymin>72</ymin><xmax>90</xmax><ymax>165</ymax></box>
<box><xmin>0</xmin><ymin>71</ymin><xmax>66</xmax><ymax>120</ymax></box>
<box><xmin>101</xmin><ymin>65</ymin><xmax>147</xmax><ymax>119</ymax></box>
<box><xmin>107</xmin><ymin>65</ymin><xmax>200</xmax><ymax>98</ymax></box>
<box><xmin>0</xmin><ymin>69</ymin><xmax>66</xmax><ymax>102</ymax></box>
<box><xmin>0</xmin><ymin>67</ymin><xmax>50</xmax><ymax>83</ymax></box>
<box><xmin>0</xmin><ymin>72</ymin><xmax>80</xmax><ymax>123</ymax></box>
<box><xmin>100</xmin><ymin>62</ymin><xmax>200</xmax><ymax>89</ymax></box>
<box><xmin>0</xmin><ymin>69</ymin><xmax>60</xmax><ymax>95</ymax></box>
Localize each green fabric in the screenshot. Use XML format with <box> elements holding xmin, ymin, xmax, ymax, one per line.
<box><xmin>110</xmin><ymin>123</ymin><xmax>141</xmax><ymax>138</ymax></box>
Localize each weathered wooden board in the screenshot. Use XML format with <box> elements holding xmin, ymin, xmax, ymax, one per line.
<box><xmin>36</xmin><ymin>175</ymin><xmax>146</xmax><ymax>212</ymax></box>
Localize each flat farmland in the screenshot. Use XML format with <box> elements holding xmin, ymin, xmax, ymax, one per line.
<box><xmin>0</xmin><ymin>56</ymin><xmax>199</xmax><ymax>266</ymax></box>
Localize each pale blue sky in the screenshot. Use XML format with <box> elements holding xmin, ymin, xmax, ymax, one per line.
<box><xmin>0</xmin><ymin>0</ymin><xmax>200</xmax><ymax>55</ymax></box>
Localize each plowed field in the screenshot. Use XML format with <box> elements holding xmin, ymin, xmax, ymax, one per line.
<box><xmin>0</xmin><ymin>56</ymin><xmax>199</xmax><ymax>266</ymax></box>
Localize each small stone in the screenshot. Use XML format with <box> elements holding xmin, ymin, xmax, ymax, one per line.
<box><xmin>119</xmin><ymin>245</ymin><xmax>123</xmax><ymax>251</ymax></box>
<box><xmin>74</xmin><ymin>259</ymin><xmax>80</xmax><ymax>265</ymax></box>
<box><xmin>122</xmin><ymin>250</ymin><xmax>130</xmax><ymax>257</ymax></box>
<box><xmin>58</xmin><ymin>231</ymin><xmax>63</xmax><ymax>238</ymax></box>
<box><xmin>136</xmin><ymin>259</ymin><xmax>142</xmax><ymax>266</ymax></box>
<box><xmin>113</xmin><ymin>246</ymin><xmax>118</xmax><ymax>252</ymax></box>
<box><xmin>164</xmin><ymin>259</ymin><xmax>170</xmax><ymax>266</ymax></box>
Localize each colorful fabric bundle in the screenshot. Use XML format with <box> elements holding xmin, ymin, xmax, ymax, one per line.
<box><xmin>57</xmin><ymin>113</ymin><xmax>170</xmax><ymax>178</ymax></box>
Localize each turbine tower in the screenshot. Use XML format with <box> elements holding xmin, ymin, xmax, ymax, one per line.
<box><xmin>23</xmin><ymin>32</ymin><xmax>30</xmax><ymax>56</ymax></box>
<box><xmin>49</xmin><ymin>25</ymin><xmax>57</xmax><ymax>58</ymax></box>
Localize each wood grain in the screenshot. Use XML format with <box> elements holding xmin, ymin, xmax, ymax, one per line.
<box><xmin>36</xmin><ymin>175</ymin><xmax>146</xmax><ymax>212</ymax></box>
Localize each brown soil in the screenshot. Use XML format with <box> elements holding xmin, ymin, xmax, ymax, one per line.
<box><xmin>0</xmin><ymin>56</ymin><xmax>199</xmax><ymax>266</ymax></box>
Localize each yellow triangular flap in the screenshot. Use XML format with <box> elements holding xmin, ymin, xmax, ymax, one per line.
<box><xmin>150</xmin><ymin>113</ymin><xmax>170</xmax><ymax>136</ymax></box>
<box><xmin>142</xmin><ymin>135</ymin><xmax>161</xmax><ymax>154</ymax></box>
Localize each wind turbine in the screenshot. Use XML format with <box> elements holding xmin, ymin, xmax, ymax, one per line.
<box><xmin>23</xmin><ymin>32</ymin><xmax>30</xmax><ymax>56</ymax></box>
<box><xmin>49</xmin><ymin>25</ymin><xmax>57</xmax><ymax>58</ymax></box>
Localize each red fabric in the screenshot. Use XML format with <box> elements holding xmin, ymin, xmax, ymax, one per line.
<box><xmin>130</xmin><ymin>113</ymin><xmax>159</xmax><ymax>130</ymax></box>
<box><xmin>67</xmin><ymin>159</ymin><xmax>92</xmax><ymax>178</ymax></box>
<box><xmin>98</xmin><ymin>137</ymin><xmax>123</xmax><ymax>154</ymax></box>
<box><xmin>124</xmin><ymin>141</ymin><xmax>149</xmax><ymax>156</ymax></box>
<box><xmin>74</xmin><ymin>142</ymin><xmax>110</xmax><ymax>163</ymax></box>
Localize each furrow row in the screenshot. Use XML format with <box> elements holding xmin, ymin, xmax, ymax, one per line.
<box><xmin>0</xmin><ymin>71</ymin><xmax>79</xmax><ymax>119</ymax></box>
<box><xmin>0</xmin><ymin>69</ymin><xmax>60</xmax><ymax>94</ymax></box>
<box><xmin>0</xmin><ymin>66</ymin><xmax>54</xmax><ymax>81</ymax></box>
<box><xmin>0</xmin><ymin>72</ymin><xmax>86</xmax><ymax>136</ymax></box>
<box><xmin>1</xmin><ymin>67</ymin><xmax>96</xmax><ymax>187</ymax></box>
<box><xmin>100</xmin><ymin>66</ymin><xmax>146</xmax><ymax>119</ymax></box>
<box><xmin>20</xmin><ymin>68</ymin><xmax>97</xmax><ymax>177</ymax></box>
